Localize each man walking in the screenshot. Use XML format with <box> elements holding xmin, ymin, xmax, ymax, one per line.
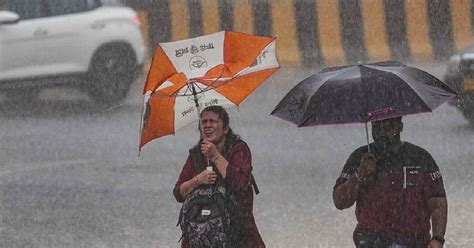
<box><xmin>333</xmin><ymin>117</ymin><xmax>447</xmax><ymax>248</ymax></box>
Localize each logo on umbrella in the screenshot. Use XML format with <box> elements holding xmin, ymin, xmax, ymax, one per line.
<box><xmin>175</xmin><ymin>47</ymin><xmax>189</xmax><ymax>57</ymax></box>
<box><xmin>190</xmin><ymin>45</ymin><xmax>199</xmax><ymax>54</ymax></box>
<box><xmin>189</xmin><ymin>56</ymin><xmax>208</xmax><ymax>70</ymax></box>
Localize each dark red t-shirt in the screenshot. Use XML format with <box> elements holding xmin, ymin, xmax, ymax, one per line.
<box><xmin>173</xmin><ymin>140</ymin><xmax>265</xmax><ymax>248</ymax></box>
<box><xmin>334</xmin><ymin>142</ymin><xmax>446</xmax><ymax>247</ymax></box>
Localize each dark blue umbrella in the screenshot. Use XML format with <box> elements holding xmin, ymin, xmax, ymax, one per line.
<box><xmin>271</xmin><ymin>61</ymin><xmax>458</xmax><ymax>150</ymax></box>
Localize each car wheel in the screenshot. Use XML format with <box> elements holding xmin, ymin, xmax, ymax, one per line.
<box><xmin>88</xmin><ymin>46</ymin><xmax>136</xmax><ymax>106</ymax></box>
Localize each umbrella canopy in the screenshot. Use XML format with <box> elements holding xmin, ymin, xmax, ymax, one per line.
<box><xmin>271</xmin><ymin>61</ymin><xmax>458</xmax><ymax>127</ymax></box>
<box><xmin>139</xmin><ymin>31</ymin><xmax>279</xmax><ymax>151</ymax></box>
<box><xmin>271</xmin><ymin>61</ymin><xmax>458</xmax><ymax>151</ymax></box>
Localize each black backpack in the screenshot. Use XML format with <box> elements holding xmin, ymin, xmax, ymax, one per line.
<box><xmin>177</xmin><ymin>145</ymin><xmax>259</xmax><ymax>248</ymax></box>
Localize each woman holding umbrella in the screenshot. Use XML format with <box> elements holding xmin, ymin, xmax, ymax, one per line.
<box><xmin>173</xmin><ymin>105</ymin><xmax>265</xmax><ymax>248</ymax></box>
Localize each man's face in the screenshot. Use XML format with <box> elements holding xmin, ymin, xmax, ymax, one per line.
<box><xmin>371</xmin><ymin>118</ymin><xmax>403</xmax><ymax>150</ymax></box>
<box><xmin>199</xmin><ymin>111</ymin><xmax>228</xmax><ymax>144</ymax></box>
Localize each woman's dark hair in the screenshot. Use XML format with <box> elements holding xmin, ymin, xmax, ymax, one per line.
<box><xmin>199</xmin><ymin>105</ymin><xmax>240</xmax><ymax>157</ymax></box>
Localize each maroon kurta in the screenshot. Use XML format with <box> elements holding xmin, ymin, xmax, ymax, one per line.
<box><xmin>173</xmin><ymin>140</ymin><xmax>265</xmax><ymax>248</ymax></box>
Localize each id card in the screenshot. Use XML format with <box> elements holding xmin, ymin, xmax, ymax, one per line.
<box><xmin>403</xmin><ymin>166</ymin><xmax>421</xmax><ymax>189</ymax></box>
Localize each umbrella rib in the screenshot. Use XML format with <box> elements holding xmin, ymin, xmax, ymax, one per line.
<box><xmin>177</xmin><ymin>59</ymin><xmax>273</xmax><ymax>96</ymax></box>
<box><xmin>358</xmin><ymin>65</ymin><xmax>431</xmax><ymax>120</ymax></box>
<box><xmin>368</xmin><ymin>65</ymin><xmax>456</xmax><ymax>109</ymax></box>
<box><xmin>176</xmin><ymin>85</ymin><xmax>188</xmax><ymax>97</ymax></box>
<box><xmin>385</xmin><ymin>69</ymin><xmax>433</xmax><ymax>111</ymax></box>
<box><xmin>195</xmin><ymin>83</ymin><xmax>207</xmax><ymax>93</ymax></box>
<box><xmin>298</xmin><ymin>68</ymin><xmax>359</xmax><ymax>125</ymax></box>
<box><xmin>170</xmin><ymin>67</ymin><xmax>226</xmax><ymax>97</ymax></box>
<box><xmin>204</xmin><ymin>67</ymin><xmax>229</xmax><ymax>90</ymax></box>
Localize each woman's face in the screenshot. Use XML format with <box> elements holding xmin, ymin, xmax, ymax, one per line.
<box><xmin>200</xmin><ymin>111</ymin><xmax>228</xmax><ymax>144</ymax></box>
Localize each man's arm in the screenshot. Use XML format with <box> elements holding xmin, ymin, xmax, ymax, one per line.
<box><xmin>428</xmin><ymin>197</ymin><xmax>448</xmax><ymax>247</ymax></box>
<box><xmin>421</xmin><ymin>149</ymin><xmax>447</xmax><ymax>247</ymax></box>
<box><xmin>333</xmin><ymin>153</ymin><xmax>377</xmax><ymax>209</ymax></box>
<box><xmin>333</xmin><ymin>173</ymin><xmax>363</xmax><ymax>209</ymax></box>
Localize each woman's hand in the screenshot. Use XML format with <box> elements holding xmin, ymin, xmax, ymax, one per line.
<box><xmin>201</xmin><ymin>140</ymin><xmax>220</xmax><ymax>160</ymax></box>
<box><xmin>428</xmin><ymin>239</ymin><xmax>443</xmax><ymax>248</ymax></box>
<box><xmin>196</xmin><ymin>170</ymin><xmax>217</xmax><ymax>185</ymax></box>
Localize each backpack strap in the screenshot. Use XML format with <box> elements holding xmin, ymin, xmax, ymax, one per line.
<box><xmin>230</xmin><ymin>139</ymin><xmax>259</xmax><ymax>195</ymax></box>
<box><xmin>251</xmin><ymin>176</ymin><xmax>260</xmax><ymax>195</ymax></box>
<box><xmin>189</xmin><ymin>145</ymin><xmax>205</xmax><ymax>172</ymax></box>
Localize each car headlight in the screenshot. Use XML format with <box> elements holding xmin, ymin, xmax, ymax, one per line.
<box><xmin>447</xmin><ymin>54</ymin><xmax>461</xmax><ymax>72</ymax></box>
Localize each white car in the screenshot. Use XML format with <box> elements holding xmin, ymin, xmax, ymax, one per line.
<box><xmin>0</xmin><ymin>0</ymin><xmax>146</xmax><ymax>104</ymax></box>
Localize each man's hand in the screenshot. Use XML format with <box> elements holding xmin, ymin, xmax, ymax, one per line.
<box><xmin>357</xmin><ymin>153</ymin><xmax>377</xmax><ymax>179</ymax></box>
<box><xmin>428</xmin><ymin>239</ymin><xmax>443</xmax><ymax>248</ymax></box>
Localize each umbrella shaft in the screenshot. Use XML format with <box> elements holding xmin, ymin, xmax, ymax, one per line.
<box><xmin>190</xmin><ymin>82</ymin><xmax>201</xmax><ymax>109</ymax></box>
<box><xmin>365</xmin><ymin>122</ymin><xmax>371</xmax><ymax>153</ymax></box>
<box><xmin>190</xmin><ymin>82</ymin><xmax>203</xmax><ymax>120</ymax></box>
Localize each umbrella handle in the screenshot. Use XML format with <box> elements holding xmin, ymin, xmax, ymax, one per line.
<box><xmin>365</xmin><ymin>122</ymin><xmax>371</xmax><ymax>153</ymax></box>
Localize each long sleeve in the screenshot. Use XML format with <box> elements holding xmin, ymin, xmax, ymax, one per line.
<box><xmin>173</xmin><ymin>156</ymin><xmax>195</xmax><ymax>203</ymax></box>
<box><xmin>224</xmin><ymin>141</ymin><xmax>253</xmax><ymax>192</ymax></box>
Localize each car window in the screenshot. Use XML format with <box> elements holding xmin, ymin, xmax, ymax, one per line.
<box><xmin>46</xmin><ymin>0</ymin><xmax>88</xmax><ymax>16</ymax></box>
<box><xmin>3</xmin><ymin>0</ymin><xmax>45</xmax><ymax>20</ymax></box>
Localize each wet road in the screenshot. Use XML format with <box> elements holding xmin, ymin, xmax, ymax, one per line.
<box><xmin>1</xmin><ymin>63</ymin><xmax>473</xmax><ymax>247</ymax></box>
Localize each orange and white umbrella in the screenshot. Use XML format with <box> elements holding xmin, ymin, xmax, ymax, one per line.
<box><xmin>139</xmin><ymin>31</ymin><xmax>279</xmax><ymax>152</ymax></box>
